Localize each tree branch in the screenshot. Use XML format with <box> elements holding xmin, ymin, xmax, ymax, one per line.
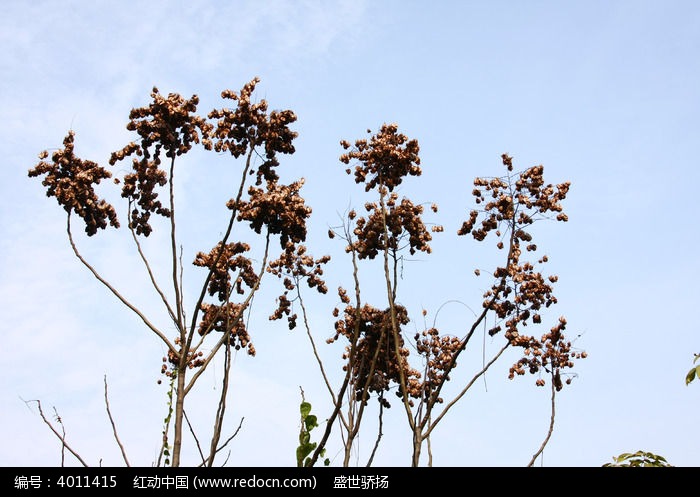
<box><xmin>25</xmin><ymin>399</ymin><xmax>88</xmax><ymax>467</ymax></box>
<box><xmin>103</xmin><ymin>375</ymin><xmax>130</xmax><ymax>466</ymax></box>
<box><xmin>527</xmin><ymin>370</ymin><xmax>557</xmax><ymax>467</ymax></box>
<box><xmin>67</xmin><ymin>214</ymin><xmax>178</xmax><ymax>358</ymax></box>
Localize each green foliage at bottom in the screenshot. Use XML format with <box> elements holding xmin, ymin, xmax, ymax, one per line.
<box><xmin>603</xmin><ymin>450</ymin><xmax>672</xmax><ymax>467</ymax></box>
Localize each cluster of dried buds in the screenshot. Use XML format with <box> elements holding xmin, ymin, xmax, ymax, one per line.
<box><xmin>208</xmin><ymin>77</ymin><xmax>297</xmax><ymax>185</ymax></box>
<box><xmin>458</xmin><ymin>154</ymin><xmax>582</xmax><ymax>389</ymax></box>
<box><xmin>161</xmin><ymin>336</ymin><xmax>207</xmax><ymax>378</ymax></box>
<box><xmin>109</xmin><ymin>89</ymin><xmax>212</xmax><ymax>236</ymax></box>
<box><xmin>411</xmin><ymin>326</ymin><xmax>463</xmax><ymax>404</ymax></box>
<box><xmin>267</xmin><ymin>244</ymin><xmax>330</xmax><ymax>330</ymax></box>
<box><xmin>193</xmin><ymin>80</ymin><xmax>328</xmax><ymax>356</ymax></box>
<box><xmin>340</xmin><ymin>123</ymin><xmax>421</xmax><ymax>192</ymax></box>
<box><xmin>29</xmin><ymin>132</ymin><xmax>119</xmax><ymax>236</ymax></box>
<box><xmin>197</xmin><ymin>302</ymin><xmax>254</xmax><ymax>356</ymax></box>
<box><xmin>329</xmin><ymin>294</ymin><xmax>420</xmax><ymax>407</ymax></box>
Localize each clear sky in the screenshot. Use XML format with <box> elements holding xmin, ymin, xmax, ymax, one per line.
<box><xmin>1</xmin><ymin>1</ymin><xmax>699</xmax><ymax>467</ymax></box>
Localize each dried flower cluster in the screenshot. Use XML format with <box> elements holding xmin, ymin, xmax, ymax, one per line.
<box><xmin>109</xmin><ymin>89</ymin><xmax>212</xmax><ymax>236</ymax></box>
<box><xmin>267</xmin><ymin>245</ymin><xmax>330</xmax><ymax>330</ymax></box>
<box><xmin>236</xmin><ymin>179</ymin><xmax>311</xmax><ymax>249</ymax></box>
<box><xmin>29</xmin><ymin>132</ymin><xmax>119</xmax><ymax>235</ymax></box>
<box><xmin>411</xmin><ymin>327</ymin><xmax>463</xmax><ymax>404</ymax></box>
<box><xmin>338</xmin><ymin>125</ymin><xmax>439</xmax><ymax>260</ymax></box>
<box><xmin>197</xmin><ymin>302</ymin><xmax>254</xmax><ymax>356</ymax></box>
<box><xmin>194</xmin><ymin>80</ymin><xmax>327</xmax><ymax>355</ymax></box>
<box><xmin>349</xmin><ymin>195</ymin><xmax>435</xmax><ymax>259</ymax></box>
<box><xmin>340</xmin><ymin>123</ymin><xmax>421</xmax><ymax>192</ymax></box>
<box><xmin>458</xmin><ymin>154</ymin><xmax>581</xmax><ymax>389</ymax></box>
<box><xmin>208</xmin><ymin>77</ymin><xmax>297</xmax><ymax>185</ymax></box>
<box><xmin>329</xmin><ymin>298</ymin><xmax>420</xmax><ymax>407</ymax></box>
<box><xmin>193</xmin><ymin>242</ymin><xmax>257</xmax><ymax>301</ymax></box>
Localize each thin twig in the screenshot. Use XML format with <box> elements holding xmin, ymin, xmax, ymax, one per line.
<box><xmin>366</xmin><ymin>395</ymin><xmax>384</xmax><ymax>467</ymax></box>
<box><xmin>67</xmin><ymin>215</ymin><xmax>178</xmax><ymax>358</ymax></box>
<box><xmin>54</xmin><ymin>407</ymin><xmax>66</xmax><ymax>466</ymax></box>
<box><xmin>424</xmin><ymin>343</ymin><xmax>509</xmax><ymax>439</ymax></box>
<box><xmin>207</xmin><ymin>330</ymin><xmax>232</xmax><ymax>466</ymax></box>
<box><xmin>103</xmin><ymin>376</ymin><xmax>130</xmax><ymax>466</ymax></box>
<box><xmin>128</xmin><ymin>207</ymin><xmax>178</xmax><ymax>327</ymax></box>
<box><xmin>167</xmin><ymin>155</ymin><xmax>185</xmax><ymax>342</ymax></box>
<box><xmin>199</xmin><ymin>417</ymin><xmax>245</xmax><ymax>467</ymax></box>
<box><xmin>296</xmin><ymin>284</ymin><xmax>337</xmax><ymax>404</ymax></box>
<box><xmin>527</xmin><ymin>371</ymin><xmax>557</xmax><ymax>467</ymax></box>
<box><xmin>184</xmin><ymin>410</ymin><xmax>206</xmax><ymax>466</ymax></box>
<box><xmin>25</xmin><ymin>399</ymin><xmax>88</xmax><ymax>467</ymax></box>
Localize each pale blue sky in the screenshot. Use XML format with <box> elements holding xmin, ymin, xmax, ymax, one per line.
<box><xmin>1</xmin><ymin>1</ymin><xmax>698</xmax><ymax>467</ymax></box>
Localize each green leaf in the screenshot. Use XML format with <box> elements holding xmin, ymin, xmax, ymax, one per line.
<box><xmin>305</xmin><ymin>415</ymin><xmax>319</xmax><ymax>431</ymax></box>
<box><xmin>300</xmin><ymin>401</ymin><xmax>312</xmax><ymax>418</ymax></box>
<box><xmin>686</xmin><ymin>367</ymin><xmax>697</xmax><ymax>385</ymax></box>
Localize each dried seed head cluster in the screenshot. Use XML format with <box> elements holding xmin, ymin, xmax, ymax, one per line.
<box><xmin>29</xmin><ymin>132</ymin><xmax>119</xmax><ymax>236</ymax></box>
<box><xmin>109</xmin><ymin>89</ymin><xmax>212</xmax><ymax>236</ymax></box>
<box><xmin>340</xmin><ymin>123</ymin><xmax>421</xmax><ymax>192</ymax></box>
<box><xmin>267</xmin><ymin>245</ymin><xmax>330</xmax><ymax>330</ymax></box>
<box><xmin>339</xmin><ymin>125</ymin><xmax>438</xmax><ymax>259</ymax></box>
<box><xmin>329</xmin><ymin>301</ymin><xmax>421</xmax><ymax>407</ymax></box>
<box><xmin>350</xmin><ymin>195</ymin><xmax>434</xmax><ymax>259</ymax></box>
<box><xmin>193</xmin><ymin>242</ymin><xmax>257</xmax><ymax>302</ymax></box>
<box><xmin>162</xmin><ymin>337</ymin><xmax>206</xmax><ymax>375</ymax></box>
<box><xmin>236</xmin><ymin>179</ymin><xmax>311</xmax><ymax>249</ymax></box>
<box><xmin>458</xmin><ymin>154</ymin><xmax>583</xmax><ymax>389</ymax></box>
<box><xmin>197</xmin><ymin>302</ymin><xmax>254</xmax><ymax>356</ymax></box>
<box><xmin>411</xmin><ymin>327</ymin><xmax>463</xmax><ymax>404</ymax></box>
<box><xmin>208</xmin><ymin>77</ymin><xmax>297</xmax><ymax>185</ymax></box>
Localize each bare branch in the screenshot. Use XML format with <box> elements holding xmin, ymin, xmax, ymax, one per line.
<box><xmin>199</xmin><ymin>417</ymin><xmax>245</xmax><ymax>467</ymax></box>
<box><xmin>424</xmin><ymin>343</ymin><xmax>509</xmax><ymax>439</ymax></box>
<box><xmin>128</xmin><ymin>209</ymin><xmax>178</xmax><ymax>328</ymax></box>
<box><xmin>168</xmin><ymin>155</ymin><xmax>185</xmax><ymax>342</ymax></box>
<box><xmin>527</xmin><ymin>370</ymin><xmax>557</xmax><ymax>467</ymax></box>
<box><xmin>25</xmin><ymin>399</ymin><xmax>88</xmax><ymax>467</ymax></box>
<box><xmin>184</xmin><ymin>410</ymin><xmax>206</xmax><ymax>466</ymax></box>
<box><xmin>366</xmin><ymin>394</ymin><xmax>384</xmax><ymax>467</ymax></box>
<box><xmin>67</xmin><ymin>215</ymin><xmax>178</xmax><ymax>359</ymax></box>
<box><xmin>296</xmin><ymin>283</ymin><xmax>337</xmax><ymax>404</ymax></box>
<box><xmin>103</xmin><ymin>375</ymin><xmax>130</xmax><ymax>466</ymax></box>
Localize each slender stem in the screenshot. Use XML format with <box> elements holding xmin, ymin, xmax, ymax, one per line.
<box><xmin>297</xmin><ymin>284</ymin><xmax>337</xmax><ymax>404</ymax></box>
<box><xmin>199</xmin><ymin>417</ymin><xmax>245</xmax><ymax>467</ymax></box>
<box><xmin>66</xmin><ymin>215</ymin><xmax>178</xmax><ymax>358</ymax></box>
<box><xmin>103</xmin><ymin>375</ymin><xmax>130</xmax><ymax>467</ymax></box>
<box><xmin>184</xmin><ymin>410</ymin><xmax>206</xmax><ymax>466</ymax></box>
<box><xmin>424</xmin><ymin>343</ymin><xmax>509</xmax><ymax>439</ymax></box>
<box><xmin>207</xmin><ymin>328</ymin><xmax>232</xmax><ymax>466</ymax></box>
<box><xmin>527</xmin><ymin>371</ymin><xmax>557</xmax><ymax>467</ymax></box>
<box><xmin>28</xmin><ymin>399</ymin><xmax>88</xmax><ymax>467</ymax></box>
<box><xmin>128</xmin><ymin>212</ymin><xmax>178</xmax><ymax>327</ymax></box>
<box><xmin>366</xmin><ymin>395</ymin><xmax>384</xmax><ymax>467</ymax></box>
<box><xmin>167</xmin><ymin>155</ymin><xmax>185</xmax><ymax>340</ymax></box>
